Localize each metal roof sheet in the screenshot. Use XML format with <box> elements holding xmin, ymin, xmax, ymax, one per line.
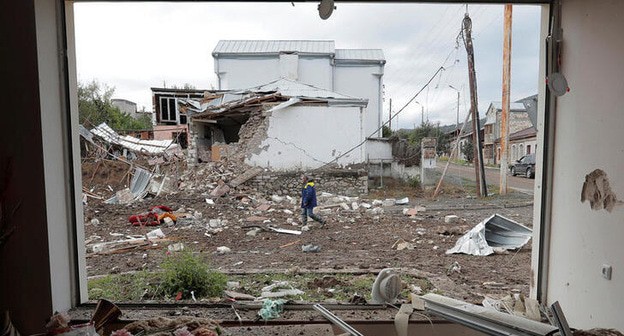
<box><xmin>335</xmin><ymin>49</ymin><xmax>385</xmax><ymax>61</ymax></box>
<box><xmin>90</xmin><ymin>123</ymin><xmax>177</xmax><ymax>154</ymax></box>
<box><xmin>213</xmin><ymin>40</ymin><xmax>335</xmax><ymax>55</ymax></box>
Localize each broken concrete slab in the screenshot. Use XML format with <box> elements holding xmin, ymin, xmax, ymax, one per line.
<box><xmin>224</xmin><ymin>290</ymin><xmax>255</xmax><ymax>301</ymax></box>
<box><xmin>210</xmin><ymin>180</ymin><xmax>231</xmax><ymax>197</ymax></box>
<box><xmin>261</xmin><ymin>289</ymin><xmax>304</xmax><ymax>298</ymax></box>
<box><xmin>444</xmin><ymin>215</ymin><xmax>459</xmax><ymax>223</ymax></box>
<box><xmin>229</xmin><ymin>166</ymin><xmax>264</xmax><ymax>188</ymax></box>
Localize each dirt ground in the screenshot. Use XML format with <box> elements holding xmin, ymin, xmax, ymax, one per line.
<box><xmin>82</xmin><ymin>159</ymin><xmax>534</xmax><ymax>305</ymax></box>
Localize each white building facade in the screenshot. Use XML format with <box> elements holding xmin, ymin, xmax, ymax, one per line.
<box><xmin>212</xmin><ymin>40</ymin><xmax>386</xmax><ymax>141</ymax></box>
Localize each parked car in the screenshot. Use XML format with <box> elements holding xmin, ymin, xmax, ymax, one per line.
<box><xmin>510</xmin><ymin>153</ymin><xmax>535</xmax><ymax>178</ymax></box>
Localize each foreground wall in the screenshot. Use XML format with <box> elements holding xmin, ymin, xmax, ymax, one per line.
<box><xmin>246</xmin><ymin>105</ymin><xmax>364</xmax><ymax>170</ymax></box>
<box><xmin>542</xmin><ymin>0</ymin><xmax>624</xmax><ymax>330</ymax></box>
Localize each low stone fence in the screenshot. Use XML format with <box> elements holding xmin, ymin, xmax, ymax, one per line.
<box><xmin>246</xmin><ymin>169</ymin><xmax>368</xmax><ymax>197</ymax></box>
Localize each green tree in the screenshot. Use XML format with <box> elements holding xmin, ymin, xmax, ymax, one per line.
<box><xmin>461</xmin><ymin>139</ymin><xmax>474</xmax><ymax>163</ymax></box>
<box><xmin>382</xmin><ymin>125</ymin><xmax>393</xmax><ymax>138</ymax></box>
<box><xmin>78</xmin><ymin>80</ymin><xmax>152</xmax><ymax>131</ymax></box>
<box><xmin>407</xmin><ymin>120</ymin><xmax>451</xmax><ymax>155</ymax></box>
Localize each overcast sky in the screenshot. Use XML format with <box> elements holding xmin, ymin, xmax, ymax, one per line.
<box><xmin>73</xmin><ymin>2</ymin><xmax>543</xmax><ymax>129</ymax></box>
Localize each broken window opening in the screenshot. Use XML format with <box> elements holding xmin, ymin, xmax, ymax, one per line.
<box><xmin>69</xmin><ymin>5</ymin><xmax>544</xmax><ymax>331</ymax></box>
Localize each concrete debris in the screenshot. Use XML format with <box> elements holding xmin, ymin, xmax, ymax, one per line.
<box><xmin>271</xmin><ymin>195</ymin><xmax>284</xmax><ymax>203</ymax></box>
<box><xmin>444</xmin><ymin>215</ymin><xmax>459</xmax><ymax>223</ymax></box>
<box><xmin>339</xmin><ymin>203</ymin><xmax>350</xmax><ymax>210</ymax></box>
<box><xmin>360</xmin><ymin>203</ymin><xmax>372</xmax><ymax>209</ymax></box>
<box><xmin>162</xmin><ymin>217</ymin><xmax>174</xmax><ymax>225</ymax></box>
<box><xmin>372</xmin><ymin>200</ymin><xmax>383</xmax><ymax>206</ymax></box>
<box><xmin>395</xmin><ymin>197</ymin><xmax>409</xmax><ymax>205</ymax></box>
<box><xmin>404</xmin><ymin>208</ymin><xmax>418</xmax><ymax>217</ymax></box>
<box><xmin>382</xmin><ymin>199</ymin><xmax>396</xmax><ymax>207</ymax></box>
<box><xmin>90</xmin><ymin>218</ymin><xmax>100</xmax><ymax>226</ymax></box>
<box><xmin>283</xmin><ymin>209</ymin><xmax>293</xmax><ymax>215</ymax></box>
<box><xmin>146</xmin><ymin>228</ymin><xmax>165</xmax><ymax>239</ymax></box>
<box><xmin>261</xmin><ymin>289</ymin><xmax>305</xmax><ymax>298</ymax></box>
<box><xmin>392</xmin><ymin>239</ymin><xmax>414</xmax><ymax>251</ymax></box>
<box><xmin>168</xmin><ymin>243</ymin><xmax>184</xmax><ymax>252</ymax></box>
<box><xmin>246</xmin><ymin>228</ymin><xmax>262</xmax><ymax>236</ymax></box>
<box><xmin>216</xmin><ymin>246</ymin><xmax>231</xmax><ymax>254</ymax></box>
<box><xmin>351</xmin><ymin>202</ymin><xmax>359</xmax><ymax>210</ymax></box>
<box><xmin>224</xmin><ymin>290</ymin><xmax>255</xmax><ymax>301</ymax></box>
<box><xmin>210</xmin><ymin>180</ymin><xmax>231</xmax><ymax>197</ymax></box>
<box><xmin>302</xmin><ymin>244</ymin><xmax>321</xmax><ymax>252</ymax></box>
<box><xmin>260</xmin><ymin>281</ymin><xmax>304</xmax><ymax>298</ymax></box>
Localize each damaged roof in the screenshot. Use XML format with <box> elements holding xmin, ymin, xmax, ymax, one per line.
<box><xmin>190</xmin><ymin>78</ymin><xmax>368</xmax><ymax>120</ymax></box>
<box><xmin>242</xmin><ymin>78</ymin><xmax>366</xmax><ymax>103</ymax></box>
<box><xmin>89</xmin><ymin>123</ymin><xmax>178</xmax><ymax>154</ymax></box>
<box><xmin>213</xmin><ymin>40</ymin><xmax>335</xmax><ymax>55</ymax></box>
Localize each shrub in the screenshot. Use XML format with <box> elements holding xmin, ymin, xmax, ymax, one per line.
<box><xmin>160</xmin><ymin>251</ymin><xmax>227</xmax><ymax>299</ymax></box>
<box><xmin>408</xmin><ymin>176</ymin><xmax>421</xmax><ymax>189</ymax></box>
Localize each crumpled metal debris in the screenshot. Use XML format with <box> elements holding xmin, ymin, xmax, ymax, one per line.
<box><xmin>446</xmin><ymin>214</ymin><xmax>532</xmax><ymax>256</ymax></box>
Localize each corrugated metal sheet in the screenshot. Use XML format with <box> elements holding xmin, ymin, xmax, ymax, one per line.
<box><xmin>90</xmin><ymin>123</ymin><xmax>177</xmax><ymax>154</ymax></box>
<box><xmin>213</xmin><ymin>40</ymin><xmax>335</xmax><ymax>55</ymax></box>
<box><xmin>335</xmin><ymin>49</ymin><xmax>385</xmax><ymax>61</ymax></box>
<box><xmin>446</xmin><ymin>214</ymin><xmax>532</xmax><ymax>256</ymax></box>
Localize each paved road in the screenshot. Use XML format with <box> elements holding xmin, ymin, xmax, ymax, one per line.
<box><xmin>435</xmin><ymin>162</ymin><xmax>535</xmax><ymax>194</ymax></box>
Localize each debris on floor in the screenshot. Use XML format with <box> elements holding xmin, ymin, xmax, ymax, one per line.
<box><xmin>370</xmin><ymin>268</ymin><xmax>401</xmax><ymax>304</ymax></box>
<box><xmin>446</xmin><ymin>214</ymin><xmax>532</xmax><ymax>256</ymax></box>
<box><xmin>257</xmin><ymin>299</ymin><xmax>287</xmax><ymax>321</ymax></box>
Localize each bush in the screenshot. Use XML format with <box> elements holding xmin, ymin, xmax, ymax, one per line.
<box><xmin>160</xmin><ymin>250</ymin><xmax>227</xmax><ymax>299</ymax></box>
<box><xmin>408</xmin><ymin>176</ymin><xmax>421</xmax><ymax>189</ymax></box>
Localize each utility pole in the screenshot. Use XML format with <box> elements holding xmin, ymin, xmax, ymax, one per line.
<box><xmin>449</xmin><ymin>85</ymin><xmax>461</xmax><ymax>159</ymax></box>
<box><xmin>462</xmin><ymin>12</ymin><xmax>488</xmax><ymax>197</ymax></box>
<box><xmin>500</xmin><ymin>4</ymin><xmax>513</xmax><ymax>195</ymax></box>
<box><xmin>415</xmin><ymin>101</ymin><xmax>424</xmax><ymax>125</ymax></box>
<box><xmin>389</xmin><ymin>98</ymin><xmax>392</xmax><ymax>131</ymax></box>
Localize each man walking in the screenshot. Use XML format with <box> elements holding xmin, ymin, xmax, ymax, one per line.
<box><xmin>301</xmin><ymin>174</ymin><xmax>326</xmax><ymax>227</ymax></box>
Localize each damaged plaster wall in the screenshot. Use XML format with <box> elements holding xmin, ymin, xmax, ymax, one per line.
<box><xmin>545</xmin><ymin>0</ymin><xmax>624</xmax><ymax>330</ymax></box>
<box><xmin>581</xmin><ymin>169</ymin><xmax>622</xmax><ymax>212</ymax></box>
<box><xmin>246</xmin><ymin>105</ymin><xmax>364</xmax><ymax>170</ymax></box>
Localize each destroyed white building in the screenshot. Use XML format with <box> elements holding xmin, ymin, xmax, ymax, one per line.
<box><xmin>212</xmin><ymin>40</ymin><xmax>386</xmax><ymax>142</ymax></box>
<box><xmin>184</xmin><ymin>78</ymin><xmax>371</xmax><ymax>170</ymax></box>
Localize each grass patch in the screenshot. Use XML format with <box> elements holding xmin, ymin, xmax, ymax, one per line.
<box><xmin>88</xmin><ymin>270</ymin><xmax>435</xmax><ymax>303</ymax></box>
<box><xmin>161</xmin><ymin>250</ymin><xmax>227</xmax><ymax>299</ymax></box>
<box><xmin>88</xmin><ymin>270</ymin><xmax>161</xmax><ymax>302</ymax></box>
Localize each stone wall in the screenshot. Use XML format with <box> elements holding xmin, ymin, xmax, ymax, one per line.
<box><xmin>246</xmin><ymin>169</ymin><xmax>368</xmax><ymax>197</ymax></box>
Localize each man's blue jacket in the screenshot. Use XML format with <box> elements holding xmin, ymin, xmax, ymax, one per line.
<box><xmin>301</xmin><ymin>182</ymin><xmax>318</xmax><ymax>209</ymax></box>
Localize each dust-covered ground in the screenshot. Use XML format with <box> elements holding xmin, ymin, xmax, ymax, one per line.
<box><xmin>82</xmin><ymin>158</ymin><xmax>535</xmax><ymax>305</ymax></box>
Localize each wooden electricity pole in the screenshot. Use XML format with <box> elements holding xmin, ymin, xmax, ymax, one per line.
<box><xmin>463</xmin><ymin>12</ymin><xmax>488</xmax><ymax>197</ymax></box>
<box><xmin>500</xmin><ymin>4</ymin><xmax>513</xmax><ymax>195</ymax></box>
